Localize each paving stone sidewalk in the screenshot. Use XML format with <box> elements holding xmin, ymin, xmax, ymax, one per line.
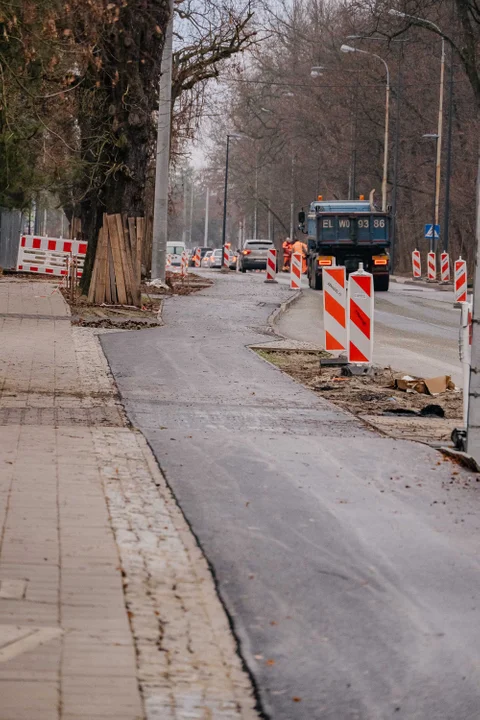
<box><xmin>0</xmin><ymin>278</ymin><xmax>258</xmax><ymax>720</ymax></box>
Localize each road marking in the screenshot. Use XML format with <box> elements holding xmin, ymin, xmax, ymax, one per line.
<box><xmin>0</xmin><ymin>626</ymin><xmax>62</xmax><ymax>663</ymax></box>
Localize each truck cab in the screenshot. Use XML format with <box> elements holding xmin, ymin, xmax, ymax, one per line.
<box><xmin>299</xmin><ymin>198</ymin><xmax>391</xmax><ymax>291</ymax></box>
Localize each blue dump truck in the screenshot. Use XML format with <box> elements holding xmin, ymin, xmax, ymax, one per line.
<box><xmin>298</xmin><ymin>196</ymin><xmax>391</xmax><ymax>291</ymax></box>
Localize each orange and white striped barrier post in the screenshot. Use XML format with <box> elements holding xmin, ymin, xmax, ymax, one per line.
<box><xmin>454</xmin><ymin>257</ymin><xmax>467</xmax><ymax>303</ymax></box>
<box><xmin>427</xmin><ymin>251</ymin><xmax>436</xmax><ymax>281</ymax></box>
<box><xmin>290</xmin><ymin>252</ymin><xmax>302</xmax><ymax>290</ymax></box>
<box><xmin>440</xmin><ymin>252</ymin><xmax>450</xmax><ymax>283</ymax></box>
<box><xmin>223</xmin><ymin>247</ymin><xmax>231</xmax><ymax>268</ymax></box>
<box><xmin>347</xmin><ymin>263</ymin><xmax>374</xmax><ymax>364</ymax></box>
<box><xmin>412</xmin><ymin>249</ymin><xmax>421</xmax><ymax>279</ymax></box>
<box><xmin>323</xmin><ymin>266</ymin><xmax>346</xmax><ymax>352</ymax></box>
<box><xmin>265</xmin><ymin>248</ymin><xmax>277</xmax><ymax>283</ymax></box>
<box><xmin>194</xmin><ymin>248</ymin><xmax>201</xmax><ymax>268</ymax></box>
<box><xmin>180</xmin><ymin>251</ymin><xmax>188</xmax><ymax>277</ymax></box>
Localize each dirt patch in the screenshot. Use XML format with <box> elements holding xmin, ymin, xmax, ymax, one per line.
<box><xmin>59</xmin><ymin>271</ymin><xmax>212</xmax><ymax>328</ymax></box>
<box><xmin>256</xmin><ymin>349</ymin><xmax>462</xmax><ymax>445</ymax></box>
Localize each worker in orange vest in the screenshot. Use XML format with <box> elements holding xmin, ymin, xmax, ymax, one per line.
<box><xmin>282</xmin><ymin>238</ymin><xmax>293</xmax><ymax>272</ymax></box>
<box><xmin>292</xmin><ymin>238</ymin><xmax>308</xmax><ymax>274</ymax></box>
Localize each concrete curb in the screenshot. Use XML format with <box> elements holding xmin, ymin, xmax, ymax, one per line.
<box><xmin>391</xmin><ymin>275</ymin><xmax>454</xmax><ymax>291</ymax></box>
<box><xmin>267</xmin><ymin>289</ymin><xmax>302</xmax><ymax>332</ymax></box>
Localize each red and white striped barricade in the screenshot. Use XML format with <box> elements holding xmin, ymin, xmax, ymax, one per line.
<box><xmin>427</xmin><ymin>251</ymin><xmax>436</xmax><ymax>281</ymax></box>
<box><xmin>194</xmin><ymin>248</ymin><xmax>201</xmax><ymax>268</ymax></box>
<box><xmin>180</xmin><ymin>251</ymin><xmax>189</xmax><ymax>277</ymax></box>
<box><xmin>440</xmin><ymin>252</ymin><xmax>450</xmax><ymax>283</ymax></box>
<box><xmin>223</xmin><ymin>247</ymin><xmax>231</xmax><ymax>268</ymax></box>
<box><xmin>347</xmin><ymin>264</ymin><xmax>374</xmax><ymax>364</ymax></box>
<box><xmin>412</xmin><ymin>249</ymin><xmax>421</xmax><ymax>279</ymax></box>
<box><xmin>290</xmin><ymin>252</ymin><xmax>302</xmax><ymax>290</ymax></box>
<box><xmin>16</xmin><ymin>235</ymin><xmax>87</xmax><ymax>278</ymax></box>
<box><xmin>323</xmin><ymin>266</ymin><xmax>347</xmax><ymax>352</ymax></box>
<box><xmin>454</xmin><ymin>257</ymin><xmax>467</xmax><ymax>303</ymax></box>
<box><xmin>265</xmin><ymin>248</ymin><xmax>277</xmax><ymax>283</ymax></box>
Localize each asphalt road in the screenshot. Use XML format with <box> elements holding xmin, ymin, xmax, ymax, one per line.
<box><xmin>276</xmin><ymin>275</ymin><xmax>463</xmax><ymax>385</ymax></box>
<box><xmin>102</xmin><ymin>271</ymin><xmax>480</xmax><ymax>719</ymax></box>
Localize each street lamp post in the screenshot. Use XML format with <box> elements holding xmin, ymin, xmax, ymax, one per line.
<box><xmin>423</xmin><ymin>134</ymin><xmax>439</xmax><ymax>253</ymax></box>
<box><xmin>389</xmin><ymin>10</ymin><xmax>445</xmax><ymax>237</ymax></box>
<box><xmin>221</xmin><ymin>134</ymin><xmax>243</xmax><ymax>267</ymax></box>
<box><xmin>340</xmin><ymin>45</ymin><xmax>390</xmax><ymax>213</ymax></box>
<box><xmin>151</xmin><ymin>0</ymin><xmax>174</xmax><ymax>281</ymax></box>
<box><xmin>204</xmin><ymin>187</ymin><xmax>209</xmax><ymax>246</ymax></box>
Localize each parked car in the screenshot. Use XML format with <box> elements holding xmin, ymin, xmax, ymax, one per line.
<box><xmin>209</xmin><ymin>249</ymin><xmax>223</xmax><ymax>268</ymax></box>
<box><xmin>228</xmin><ymin>251</ymin><xmax>238</xmax><ymax>270</ymax></box>
<box><xmin>166</xmin><ymin>242</ymin><xmax>186</xmax><ymax>267</ymax></box>
<box><xmin>201</xmin><ymin>250</ymin><xmax>213</xmax><ymax>267</ymax></box>
<box><xmin>237</xmin><ymin>239</ymin><xmax>274</xmax><ymax>273</ymax></box>
<box><xmin>190</xmin><ymin>246</ymin><xmax>213</xmax><ymax>267</ymax></box>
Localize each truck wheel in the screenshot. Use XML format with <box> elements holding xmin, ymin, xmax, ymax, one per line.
<box><xmin>310</xmin><ymin>270</ymin><xmax>323</xmax><ymax>290</ymax></box>
<box><xmin>374</xmin><ymin>274</ymin><xmax>389</xmax><ymax>292</ymax></box>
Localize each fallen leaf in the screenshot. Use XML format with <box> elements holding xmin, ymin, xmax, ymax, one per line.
<box><xmin>292</xmin><ymin>697</ymin><xmax>302</xmax><ymax>702</ymax></box>
<box><xmin>270</xmin><ymin>620</ymin><xmax>277</xmax><ymax>626</ymax></box>
<box><xmin>266</xmin><ymin>659</ymin><xmax>275</xmax><ymax>666</ymax></box>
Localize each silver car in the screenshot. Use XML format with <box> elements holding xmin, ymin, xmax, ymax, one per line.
<box><xmin>209</xmin><ymin>249</ymin><xmax>223</xmax><ymax>268</ymax></box>
<box><xmin>238</xmin><ymin>239</ymin><xmax>274</xmax><ymax>272</ymax></box>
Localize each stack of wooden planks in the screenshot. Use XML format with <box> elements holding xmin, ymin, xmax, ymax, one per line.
<box><xmin>88</xmin><ymin>213</ymin><xmax>144</xmax><ymax>307</ymax></box>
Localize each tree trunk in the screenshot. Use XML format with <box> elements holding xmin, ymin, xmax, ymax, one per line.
<box><xmin>75</xmin><ymin>0</ymin><xmax>171</xmax><ymax>293</ymax></box>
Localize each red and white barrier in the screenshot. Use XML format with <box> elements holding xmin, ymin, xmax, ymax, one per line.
<box><xmin>440</xmin><ymin>252</ymin><xmax>450</xmax><ymax>282</ymax></box>
<box><xmin>412</xmin><ymin>249</ymin><xmax>421</xmax><ymax>279</ymax></box>
<box><xmin>194</xmin><ymin>248</ymin><xmax>201</xmax><ymax>268</ymax></box>
<box><xmin>323</xmin><ymin>266</ymin><xmax>347</xmax><ymax>352</ymax></box>
<box><xmin>347</xmin><ymin>264</ymin><xmax>374</xmax><ymax>364</ymax></box>
<box><xmin>265</xmin><ymin>248</ymin><xmax>277</xmax><ymax>283</ymax></box>
<box><xmin>290</xmin><ymin>252</ymin><xmax>302</xmax><ymax>290</ymax></box>
<box><xmin>223</xmin><ymin>247</ymin><xmax>231</xmax><ymax>267</ymax></box>
<box><xmin>454</xmin><ymin>257</ymin><xmax>467</xmax><ymax>303</ymax></box>
<box><xmin>427</xmin><ymin>251</ymin><xmax>436</xmax><ymax>281</ymax></box>
<box><xmin>180</xmin><ymin>251</ymin><xmax>189</xmax><ymax>277</ymax></box>
<box><xmin>17</xmin><ymin>235</ymin><xmax>87</xmax><ymax>278</ymax></box>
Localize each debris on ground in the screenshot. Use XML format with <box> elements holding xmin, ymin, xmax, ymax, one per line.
<box><xmin>395</xmin><ymin>374</ymin><xmax>456</xmax><ymax>395</ymax></box>
<box><xmin>58</xmin><ymin>271</ymin><xmax>212</xmax><ymax>328</ymax></box>
<box><xmin>255</xmin><ymin>349</ymin><xmax>462</xmax><ymax>445</ymax></box>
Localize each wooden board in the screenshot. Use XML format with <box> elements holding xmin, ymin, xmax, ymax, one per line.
<box><xmin>114</xmin><ymin>213</ymin><xmax>135</xmax><ymax>305</ymax></box>
<box><xmin>108</xmin><ymin>241</ymin><xmax>117</xmax><ymax>305</ymax></box>
<box><xmin>107</xmin><ymin>213</ymin><xmax>128</xmax><ymax>305</ymax></box>
<box><xmin>94</xmin><ymin>222</ymin><xmax>109</xmax><ymax>305</ymax></box>
<box><xmin>128</xmin><ymin>217</ymin><xmax>137</xmax><ymax>263</ymax></box>
<box><xmin>136</xmin><ymin>217</ymin><xmax>145</xmax><ymax>290</ymax></box>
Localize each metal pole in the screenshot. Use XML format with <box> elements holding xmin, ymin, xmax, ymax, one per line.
<box><xmin>289</xmin><ymin>151</ymin><xmax>295</xmax><ymax>239</ymax></box>
<box><xmin>254</xmin><ymin>164</ymin><xmax>258</xmax><ymax>240</ymax></box>
<box><xmin>221</xmin><ymin>135</ymin><xmax>231</xmax><ymax>267</ymax></box>
<box><xmin>390</xmin><ymin>45</ymin><xmax>404</xmax><ymax>273</ymax></box>
<box><xmin>467</xmin><ymin>154</ymin><xmax>480</xmax><ymax>460</ymax></box>
<box><xmin>204</xmin><ymin>187</ymin><xmax>209</xmax><ymax>246</ymax></box>
<box><xmin>431</xmin><ymin>137</ymin><xmax>438</xmax><ymax>254</ymax></box>
<box><xmin>188</xmin><ymin>182</ymin><xmax>194</xmax><ymax>245</ymax></box>
<box><xmin>443</xmin><ymin>46</ymin><xmax>454</xmax><ymax>253</ymax></box>
<box><xmin>151</xmin><ymin>0</ymin><xmax>174</xmax><ymax>280</ymax></box>
<box><xmin>435</xmin><ymin>38</ymin><xmax>446</xmax><ymax>232</ymax></box>
<box><xmin>181</xmin><ymin>177</ymin><xmax>187</xmax><ymax>246</ymax></box>
<box><xmin>381</xmin><ymin>67</ymin><xmax>390</xmax><ymax>213</ymax></box>
<box><xmin>349</xmin><ymin>85</ymin><xmax>359</xmax><ymax>200</ymax></box>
